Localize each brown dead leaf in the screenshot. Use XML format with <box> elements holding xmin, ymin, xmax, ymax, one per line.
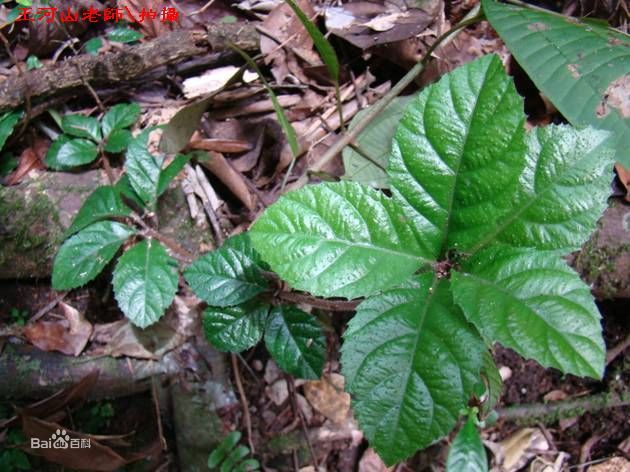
<box><xmin>485</xmin><ymin>427</ymin><xmax>549</xmax><ymax>472</ymax></box>
<box><xmin>21</xmin><ymin>415</ymin><xmax>128</xmax><ymax>471</ymax></box>
<box><xmin>303</xmin><ymin>373</ymin><xmax>351</xmax><ymax>425</ymax></box>
<box><xmin>197</xmin><ymin>151</ymin><xmax>255</xmax><ymax>210</ymax></box>
<box><xmin>358</xmin><ymin>448</ymin><xmax>393</xmax><ymax>472</ymax></box>
<box><xmin>6</xmin><ymin>138</ymin><xmax>48</xmax><ymax>185</ymax></box>
<box><xmin>260</xmin><ymin>0</ymin><xmax>322</xmax><ymax>84</ymax></box>
<box><xmin>615</xmin><ymin>163</ymin><xmax>630</xmax><ymax>202</ymax></box>
<box><xmin>543</xmin><ymin>389</ymin><xmax>568</xmax><ymax>402</ymax></box>
<box><xmin>189</xmin><ymin>134</ymin><xmax>253</xmax><ymax>154</ymax></box>
<box><xmin>117</xmin><ymin>0</ymin><xmax>171</xmax><ymax>38</ymax></box>
<box><xmin>24</xmin><ymin>302</ymin><xmax>92</xmax><ymax>356</ymax></box>
<box><xmin>89</xmin><ymin>319</ymin><xmax>182</xmax><ymax>359</ymax></box>
<box><xmin>325</xmin><ymin>0</ymin><xmax>439</xmax><ymax>50</ymax></box>
<box><xmin>587</xmin><ymin>456</ymin><xmax>630</xmax><ymax>471</ymax></box>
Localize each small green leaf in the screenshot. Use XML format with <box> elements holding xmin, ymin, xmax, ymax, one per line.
<box><xmin>0</xmin><ymin>111</ymin><xmax>22</xmax><ymax>152</ymax></box>
<box><xmin>45</xmin><ymin>137</ymin><xmax>99</xmax><ymax>169</ymax></box>
<box><xmin>157</xmin><ymin>153</ymin><xmax>191</xmax><ymax>197</ymax></box>
<box><xmin>84</xmin><ymin>37</ymin><xmax>103</xmax><ymax>55</ymax></box>
<box><xmin>482</xmin><ymin>0</ymin><xmax>630</xmax><ymax>167</ymax></box>
<box><xmin>451</xmin><ymin>246</ymin><xmax>605</xmax><ymax>379</ymax></box>
<box><xmin>26</xmin><ymin>55</ymin><xmax>42</xmax><ymax>70</ymax></box>
<box><xmin>341</xmin><ymin>274</ymin><xmax>485</xmax><ymax>465</ymax></box>
<box><xmin>285</xmin><ymin>0</ymin><xmax>339</xmax><ymax>82</ymax></box>
<box><xmin>250</xmin><ymin>181</ymin><xmax>431</xmax><ymax>299</ymax></box>
<box><xmin>115</xmin><ymin>174</ymin><xmax>145</xmax><ymax>210</ymax></box>
<box><xmin>203</xmin><ymin>303</ymin><xmax>268</xmax><ymax>352</ymax></box>
<box><xmin>208</xmin><ymin>431</ymin><xmax>242</xmax><ymax>468</ymax></box>
<box><xmin>342</xmin><ymin>96</ymin><xmax>413</xmax><ymax>188</ymax></box>
<box><xmin>264</xmin><ymin>305</ymin><xmax>326</xmax><ymax>379</ymax></box>
<box><xmin>221</xmin><ymin>446</ymin><xmax>251</xmax><ymax>472</ymax></box>
<box><xmin>446</xmin><ymin>417</ymin><xmax>488</xmax><ymax>472</ymax></box>
<box><xmin>104</xmin><ymin>129</ymin><xmax>132</xmax><ymax>153</ymax></box>
<box><xmin>101</xmin><ymin>103</ymin><xmax>141</xmax><ymax>137</ymax></box>
<box><xmin>61</xmin><ymin>114</ymin><xmax>102</xmax><ymax>141</ymax></box>
<box><xmin>125</xmin><ymin>130</ymin><xmax>163</xmax><ymax>208</ymax></box>
<box><xmin>107</xmin><ymin>27</ymin><xmax>143</xmax><ymax>44</ymax></box>
<box><xmin>65</xmin><ymin>185</ymin><xmax>131</xmax><ymax>237</ymax></box>
<box><xmin>52</xmin><ymin>221</ymin><xmax>136</xmax><ymax>290</ymax></box>
<box><xmin>0</xmin><ymin>154</ymin><xmax>18</xmax><ymax>176</ymax></box>
<box><xmin>478</xmin><ymin>351</ymin><xmax>502</xmax><ymax>417</ymax></box>
<box><xmin>185</xmin><ymin>233</ymin><xmax>268</xmax><ymax>307</ymax></box>
<box><xmin>112</xmin><ymin>239</ymin><xmax>179</xmax><ymax>328</ymax></box>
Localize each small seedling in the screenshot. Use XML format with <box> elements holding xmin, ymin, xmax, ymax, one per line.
<box><xmin>207</xmin><ymin>431</ymin><xmax>259</xmax><ymax>472</ymax></box>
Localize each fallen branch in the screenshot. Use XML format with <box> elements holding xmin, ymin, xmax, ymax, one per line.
<box><xmin>0</xmin><ymin>23</ymin><xmax>260</xmax><ymax>113</ymax></box>
<box><xmin>496</xmin><ymin>389</ymin><xmax>630</xmax><ymax>425</ymax></box>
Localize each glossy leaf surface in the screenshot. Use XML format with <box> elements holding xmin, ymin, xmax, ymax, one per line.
<box><xmin>61</xmin><ymin>115</ymin><xmax>101</xmax><ymax>141</ymax></box>
<box><xmin>264</xmin><ymin>306</ymin><xmax>326</xmax><ymax>379</ymax></box>
<box><xmin>185</xmin><ymin>234</ymin><xmax>268</xmax><ymax>307</ymax></box>
<box><xmin>101</xmin><ymin>103</ymin><xmax>141</xmax><ymax>137</ymax></box>
<box><xmin>203</xmin><ymin>303</ymin><xmax>268</xmax><ymax>352</ymax></box>
<box><xmin>389</xmin><ymin>54</ymin><xmax>525</xmax><ymax>257</ymax></box>
<box><xmin>65</xmin><ymin>185</ymin><xmax>131</xmax><ymax>237</ymax></box>
<box><xmin>483</xmin><ymin>0</ymin><xmax>630</xmax><ymax>167</ymax></box>
<box><xmin>45</xmin><ymin>137</ymin><xmax>98</xmax><ymax>169</ymax></box>
<box><xmin>446</xmin><ymin>417</ymin><xmax>488</xmax><ymax>472</ymax></box>
<box><xmin>125</xmin><ymin>130</ymin><xmax>163</xmax><ymax>208</ymax></box>
<box><xmin>451</xmin><ymin>246</ymin><xmax>605</xmax><ymax>378</ymax></box>
<box><xmin>250</xmin><ymin>181</ymin><xmax>430</xmax><ymax>299</ymax></box>
<box><xmin>52</xmin><ymin>221</ymin><xmax>135</xmax><ymax>290</ymax></box>
<box><xmin>341</xmin><ymin>274</ymin><xmax>485</xmax><ymax>464</ymax></box>
<box><xmin>113</xmin><ymin>240</ymin><xmax>178</xmax><ymax>328</ymax></box>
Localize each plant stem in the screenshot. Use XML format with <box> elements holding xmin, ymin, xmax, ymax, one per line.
<box><xmin>292</xmin><ymin>4</ymin><xmax>483</xmax><ymax>189</ymax></box>
<box><xmin>496</xmin><ymin>390</ymin><xmax>630</xmax><ymax>425</ymax></box>
<box><xmin>130</xmin><ymin>213</ymin><xmax>194</xmax><ymax>263</ymax></box>
<box><xmin>277</xmin><ymin>291</ymin><xmax>360</xmax><ymax>312</ymax></box>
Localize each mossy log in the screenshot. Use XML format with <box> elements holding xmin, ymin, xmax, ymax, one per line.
<box><xmin>0</xmin><ymin>171</ymin><xmax>213</xmax><ymax>279</ymax></box>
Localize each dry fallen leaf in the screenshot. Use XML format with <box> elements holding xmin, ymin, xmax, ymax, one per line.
<box><xmin>21</xmin><ymin>415</ymin><xmax>129</xmax><ymax>471</ymax></box>
<box><xmin>587</xmin><ymin>456</ymin><xmax>630</xmax><ymax>472</ymax></box>
<box><xmin>485</xmin><ymin>427</ymin><xmax>549</xmax><ymax>472</ymax></box>
<box><xmin>6</xmin><ymin>138</ymin><xmax>48</xmax><ymax>185</ymax></box>
<box><xmin>197</xmin><ymin>151</ymin><xmax>255</xmax><ymax>210</ymax></box>
<box><xmin>614</xmin><ymin>163</ymin><xmax>630</xmax><ymax>202</ymax></box>
<box><xmin>358</xmin><ymin>447</ymin><xmax>393</xmax><ymax>472</ymax></box>
<box><xmin>303</xmin><ymin>373</ymin><xmax>351</xmax><ymax>425</ymax></box>
<box><xmin>24</xmin><ymin>302</ymin><xmax>92</xmax><ymax>356</ymax></box>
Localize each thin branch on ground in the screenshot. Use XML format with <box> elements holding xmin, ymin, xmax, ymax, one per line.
<box><xmin>291</xmin><ymin>4</ymin><xmax>483</xmax><ymax>189</ymax></box>
<box><xmin>231</xmin><ymin>353</ymin><xmax>255</xmax><ymax>454</ymax></box>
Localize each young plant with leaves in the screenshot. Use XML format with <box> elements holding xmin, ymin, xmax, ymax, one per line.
<box><xmin>209</xmin><ymin>55</ymin><xmax>612</xmax><ymax>464</ymax></box>
<box><xmin>208</xmin><ymin>431</ymin><xmax>260</xmax><ymax>472</ymax></box>
<box><xmin>51</xmin><ymin>119</ymin><xmax>191</xmax><ymax>328</ymax></box>
<box><xmin>184</xmin><ymin>233</ymin><xmax>327</xmax><ymax>379</ymax></box>
<box><xmin>45</xmin><ymin>103</ymin><xmax>141</xmax><ymax>170</ymax></box>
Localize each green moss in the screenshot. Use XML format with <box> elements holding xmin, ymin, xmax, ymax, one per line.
<box><xmin>0</xmin><ymin>185</ymin><xmax>63</xmax><ymax>277</ymax></box>
<box><xmin>574</xmin><ymin>230</ymin><xmax>630</xmax><ymax>299</ymax></box>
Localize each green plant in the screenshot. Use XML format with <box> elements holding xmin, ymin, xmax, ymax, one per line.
<box><xmin>446</xmin><ymin>410</ymin><xmax>487</xmax><ymax>472</ymax></box>
<box><xmin>231</xmin><ymin>54</ymin><xmax>611</xmax><ymax>464</ymax></box>
<box><xmin>45</xmin><ymin>103</ymin><xmax>140</xmax><ymax>169</ymax></box>
<box><xmin>184</xmin><ymin>233</ymin><xmax>327</xmax><ymax>379</ymax></box>
<box><xmin>0</xmin><ymin>429</ymin><xmax>31</xmax><ymax>471</ymax></box>
<box><xmin>9</xmin><ymin>308</ymin><xmax>28</xmax><ymax>326</ymax></box>
<box><xmin>50</xmin><ymin>113</ymin><xmax>192</xmax><ymax>328</ymax></box>
<box><xmin>208</xmin><ymin>431</ymin><xmax>259</xmax><ymax>472</ymax></box>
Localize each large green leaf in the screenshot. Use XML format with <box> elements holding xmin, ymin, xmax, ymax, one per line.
<box><xmin>104</xmin><ymin>129</ymin><xmax>132</xmax><ymax>153</ymax></box>
<box><xmin>389</xmin><ymin>54</ymin><xmax>526</xmax><ymax>258</ymax></box>
<box><xmin>184</xmin><ymin>233</ymin><xmax>268</xmax><ymax>307</ymax></box>
<box><xmin>112</xmin><ymin>240</ymin><xmax>179</xmax><ymax>328</ymax></box>
<box><xmin>446</xmin><ymin>417</ymin><xmax>488</xmax><ymax>472</ymax></box>
<box><xmin>250</xmin><ymin>181</ymin><xmax>431</xmax><ymax>299</ymax></box>
<box><xmin>52</xmin><ymin>221</ymin><xmax>136</xmax><ymax>290</ymax></box>
<box><xmin>0</xmin><ymin>111</ymin><xmax>21</xmax><ymax>152</ymax></box>
<box><xmin>157</xmin><ymin>153</ymin><xmax>191</xmax><ymax>197</ymax></box>
<box><xmin>264</xmin><ymin>305</ymin><xmax>326</xmax><ymax>379</ymax></box>
<box><xmin>202</xmin><ymin>303</ymin><xmax>268</xmax><ymax>352</ymax></box>
<box><xmin>101</xmin><ymin>103</ymin><xmax>141</xmax><ymax>137</ymax></box>
<box><xmin>342</xmin><ymin>96</ymin><xmax>413</xmax><ymax>188</ymax></box>
<box><xmin>61</xmin><ymin>114</ymin><xmax>101</xmax><ymax>142</ymax></box>
<box><xmin>451</xmin><ymin>246</ymin><xmax>605</xmax><ymax>379</ymax></box>
<box><xmin>341</xmin><ymin>274</ymin><xmax>485</xmax><ymax>464</ymax></box>
<box><xmin>483</xmin><ymin>0</ymin><xmax>630</xmax><ymax>167</ymax></box>
<box><xmin>474</xmin><ymin>125</ymin><xmax>614</xmax><ymax>253</ymax></box>
<box><xmin>125</xmin><ymin>130</ymin><xmax>163</xmax><ymax>208</ymax></box>
<box><xmin>45</xmin><ymin>137</ymin><xmax>99</xmax><ymax>169</ymax></box>
<box><xmin>65</xmin><ymin>185</ymin><xmax>131</xmax><ymax>237</ymax></box>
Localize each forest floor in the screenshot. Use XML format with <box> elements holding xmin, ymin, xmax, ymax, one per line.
<box><xmin>0</xmin><ymin>0</ymin><xmax>628</xmax><ymax>471</ymax></box>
